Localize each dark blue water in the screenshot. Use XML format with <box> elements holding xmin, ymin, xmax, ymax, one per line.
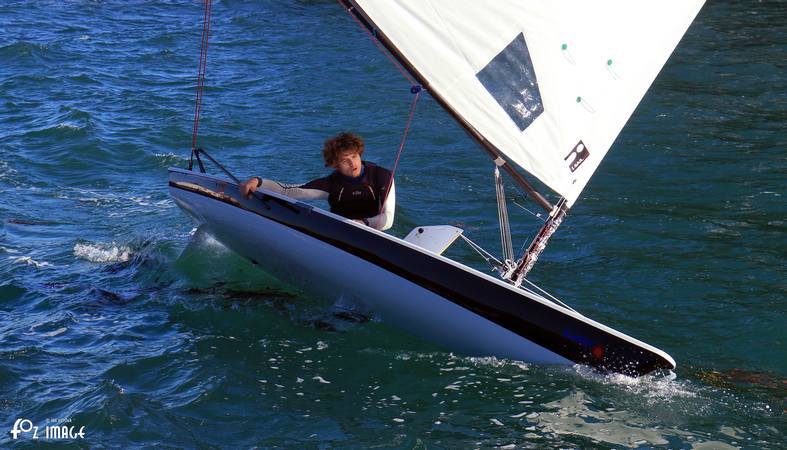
<box><xmin>1</xmin><ymin>1</ymin><xmax>784</xmax><ymax>448</ymax></box>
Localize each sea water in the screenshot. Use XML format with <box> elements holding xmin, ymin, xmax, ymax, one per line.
<box><xmin>0</xmin><ymin>1</ymin><xmax>784</xmax><ymax>448</ymax></box>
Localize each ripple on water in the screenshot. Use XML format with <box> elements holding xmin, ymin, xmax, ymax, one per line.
<box><xmin>9</xmin><ymin>256</ymin><xmax>52</xmax><ymax>269</ymax></box>
<box><xmin>0</xmin><ymin>282</ymin><xmax>28</xmax><ymax>302</ymax></box>
<box><xmin>0</xmin><ymin>41</ymin><xmax>50</xmax><ymax>59</ymax></box>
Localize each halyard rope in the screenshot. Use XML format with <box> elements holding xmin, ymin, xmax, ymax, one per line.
<box><xmin>189</xmin><ymin>0</ymin><xmax>212</xmax><ymax>170</ymax></box>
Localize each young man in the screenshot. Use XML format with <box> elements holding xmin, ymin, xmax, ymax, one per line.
<box><xmin>239</xmin><ymin>132</ymin><xmax>395</xmax><ymax>231</ymax></box>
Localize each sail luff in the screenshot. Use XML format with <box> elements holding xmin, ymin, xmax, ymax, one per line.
<box><xmin>340</xmin><ymin>0</ymin><xmax>555</xmax><ymax>212</ymax></box>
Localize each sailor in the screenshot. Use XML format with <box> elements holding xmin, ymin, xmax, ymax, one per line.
<box><xmin>239</xmin><ymin>132</ymin><xmax>395</xmax><ymax>231</ymax></box>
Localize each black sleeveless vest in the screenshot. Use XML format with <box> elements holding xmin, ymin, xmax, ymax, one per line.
<box><xmin>327</xmin><ymin>162</ymin><xmax>391</xmax><ymax>220</ymax></box>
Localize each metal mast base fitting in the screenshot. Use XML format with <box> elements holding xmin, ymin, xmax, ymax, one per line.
<box><xmin>507</xmin><ymin>201</ymin><xmax>568</xmax><ymax>286</ymax></box>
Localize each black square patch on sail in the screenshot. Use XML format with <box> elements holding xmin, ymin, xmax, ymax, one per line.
<box><xmin>476</xmin><ymin>33</ymin><xmax>543</xmax><ymax>132</ymax></box>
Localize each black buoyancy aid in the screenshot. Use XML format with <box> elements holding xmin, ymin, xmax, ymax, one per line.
<box><xmin>327</xmin><ymin>162</ymin><xmax>391</xmax><ymax>220</ymax></box>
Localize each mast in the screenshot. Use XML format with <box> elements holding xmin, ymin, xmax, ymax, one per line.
<box><xmin>507</xmin><ymin>199</ymin><xmax>568</xmax><ymax>286</ymax></box>
<box><xmin>338</xmin><ymin>0</ymin><xmax>554</xmax><ymax>214</ymax></box>
<box><xmin>340</xmin><ymin>0</ymin><xmax>563</xmax><ymax>283</ymax></box>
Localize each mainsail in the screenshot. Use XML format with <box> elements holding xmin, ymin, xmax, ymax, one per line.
<box><xmin>345</xmin><ymin>0</ymin><xmax>705</xmax><ymax>207</ymax></box>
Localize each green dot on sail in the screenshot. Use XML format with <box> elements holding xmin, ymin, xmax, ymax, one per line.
<box><xmin>607</xmin><ymin>59</ymin><xmax>613</xmax><ymax>66</ymax></box>
<box><xmin>576</xmin><ymin>96</ymin><xmax>582</xmax><ymax>103</ymax></box>
<box><xmin>561</xmin><ymin>43</ymin><xmax>567</xmax><ymax>50</ymax></box>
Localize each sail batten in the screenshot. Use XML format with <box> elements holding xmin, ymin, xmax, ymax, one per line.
<box><xmin>347</xmin><ymin>0</ymin><xmax>705</xmax><ymax>207</ymax></box>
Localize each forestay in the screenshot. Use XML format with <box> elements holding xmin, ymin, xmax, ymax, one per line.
<box><xmin>348</xmin><ymin>0</ymin><xmax>704</xmax><ymax>206</ymax></box>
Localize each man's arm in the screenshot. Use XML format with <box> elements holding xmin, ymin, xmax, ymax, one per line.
<box><xmin>259</xmin><ymin>178</ymin><xmax>329</xmax><ymax>200</ymax></box>
<box><xmin>239</xmin><ymin>176</ymin><xmax>329</xmax><ymax>201</ymax></box>
<box><xmin>365</xmin><ymin>179</ymin><xmax>395</xmax><ymax>231</ymax></box>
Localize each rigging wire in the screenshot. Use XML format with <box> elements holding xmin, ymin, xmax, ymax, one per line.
<box><xmin>191</xmin><ymin>148</ymin><xmax>240</xmax><ymax>184</ymax></box>
<box><xmin>189</xmin><ymin>0</ymin><xmax>212</xmax><ymax>170</ymax></box>
<box><xmin>494</xmin><ymin>165</ymin><xmax>515</xmax><ymax>265</ymax></box>
<box><xmin>520</xmin><ymin>277</ymin><xmax>577</xmax><ymax>313</ymax></box>
<box><xmin>380</xmin><ymin>87</ymin><xmax>421</xmax><ymax>213</ymax></box>
<box><xmin>458</xmin><ymin>233</ymin><xmax>576</xmax><ymax>312</ymax></box>
<box><xmin>336</xmin><ymin>0</ymin><xmax>417</xmax><ymax>86</ymax></box>
<box><xmin>511</xmin><ymin>198</ymin><xmax>547</xmax><ymax>223</ymax></box>
<box><xmin>459</xmin><ymin>234</ymin><xmax>503</xmax><ymax>269</ymax></box>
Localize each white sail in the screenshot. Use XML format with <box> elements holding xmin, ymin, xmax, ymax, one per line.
<box><xmin>350</xmin><ymin>0</ymin><xmax>704</xmax><ymax>206</ymax></box>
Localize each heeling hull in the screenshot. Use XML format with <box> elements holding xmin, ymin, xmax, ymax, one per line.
<box><xmin>168</xmin><ymin>168</ymin><xmax>676</xmax><ymax>376</ymax></box>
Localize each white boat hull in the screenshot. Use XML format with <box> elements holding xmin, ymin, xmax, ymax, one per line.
<box><xmin>169</xmin><ymin>168</ymin><xmax>676</xmax><ymax>376</ymax></box>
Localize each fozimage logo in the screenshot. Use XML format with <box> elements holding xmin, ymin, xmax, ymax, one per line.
<box><xmin>9</xmin><ymin>418</ymin><xmax>86</xmax><ymax>441</ymax></box>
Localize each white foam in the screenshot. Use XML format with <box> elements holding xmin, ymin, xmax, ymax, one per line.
<box><xmin>0</xmin><ymin>160</ymin><xmax>17</xmax><ymax>179</ymax></box>
<box><xmin>74</xmin><ymin>242</ymin><xmax>132</xmax><ymax>263</ymax></box>
<box><xmin>56</xmin><ymin>122</ymin><xmax>82</xmax><ymax>130</ymax></box>
<box><xmin>43</xmin><ymin>327</ymin><xmax>67</xmax><ymax>337</ymax></box>
<box><xmin>574</xmin><ymin>366</ymin><xmax>697</xmax><ymax>400</ymax></box>
<box><xmin>195</xmin><ymin>231</ymin><xmax>228</xmax><ymax>251</ymax></box>
<box><xmin>11</xmin><ymin>256</ymin><xmax>51</xmax><ymax>268</ymax></box>
<box><xmin>129</xmin><ymin>196</ymin><xmax>151</xmax><ymax>206</ymax></box>
<box><xmin>154</xmin><ymin>152</ymin><xmax>187</xmax><ymax>161</ymax></box>
<box><xmin>56</xmin><ymin>187</ymin><xmax>172</xmax><ymax>212</ymax></box>
<box><xmin>464</xmin><ymin>355</ymin><xmax>530</xmax><ymax>371</ymax></box>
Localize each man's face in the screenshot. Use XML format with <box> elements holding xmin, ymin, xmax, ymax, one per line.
<box><xmin>334</xmin><ymin>149</ymin><xmax>362</xmax><ymax>178</ymax></box>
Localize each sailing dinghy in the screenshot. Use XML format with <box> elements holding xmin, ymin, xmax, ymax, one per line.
<box><xmin>170</xmin><ymin>0</ymin><xmax>705</xmax><ymax>376</ymax></box>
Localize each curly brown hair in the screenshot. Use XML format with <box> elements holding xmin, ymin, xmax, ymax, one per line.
<box><xmin>322</xmin><ymin>132</ymin><xmax>364</xmax><ymax>167</ymax></box>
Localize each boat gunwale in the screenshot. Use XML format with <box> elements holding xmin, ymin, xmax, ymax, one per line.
<box><xmin>169</xmin><ymin>167</ymin><xmax>676</xmax><ymax>375</ymax></box>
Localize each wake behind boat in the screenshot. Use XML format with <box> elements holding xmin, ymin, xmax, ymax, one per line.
<box><xmin>170</xmin><ymin>0</ymin><xmax>705</xmax><ymax>376</ymax></box>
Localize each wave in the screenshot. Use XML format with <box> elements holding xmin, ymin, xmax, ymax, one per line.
<box><xmin>56</xmin><ymin>122</ymin><xmax>84</xmax><ymax>131</ymax></box>
<box><xmin>152</xmin><ymin>152</ymin><xmax>188</xmax><ymax>168</ymax></box>
<box><xmin>54</xmin><ymin>187</ymin><xmax>174</xmax><ymax>213</ymax></box>
<box><xmin>0</xmin><ymin>282</ymin><xmax>27</xmax><ymax>301</ymax></box>
<box><xmin>572</xmin><ymin>365</ymin><xmax>698</xmax><ymax>400</ymax></box>
<box><xmin>10</xmin><ymin>256</ymin><xmax>51</xmax><ymax>268</ymax></box>
<box><xmin>41</xmin><ymin>327</ymin><xmax>68</xmax><ymax>337</ymax></box>
<box><xmin>0</xmin><ymin>41</ymin><xmax>49</xmax><ymax>58</ymax></box>
<box><xmin>17</xmin><ymin>109</ymin><xmax>92</xmax><ymax>139</ymax></box>
<box><xmin>0</xmin><ymin>160</ymin><xmax>18</xmax><ymax>180</ymax></box>
<box><xmin>74</xmin><ymin>242</ymin><xmax>132</xmax><ymax>263</ymax></box>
